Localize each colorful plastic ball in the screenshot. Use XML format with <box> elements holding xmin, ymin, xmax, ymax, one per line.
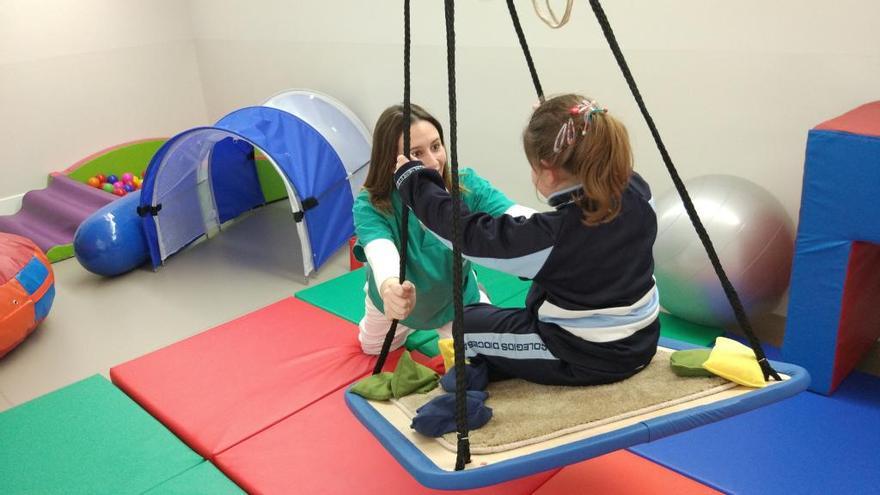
<box><xmin>102</xmin><ymin>183</ymin><xmax>115</xmax><ymax>193</ymax></box>
<box><xmin>112</xmin><ymin>181</ymin><xmax>123</xmax><ymax>188</ymax></box>
<box><xmin>87</xmin><ymin>177</ymin><xmax>101</xmax><ymax>188</ymax></box>
<box><xmin>96</xmin><ymin>174</ymin><xmax>107</xmax><ymax>183</ymax></box>
<box><xmin>113</xmin><ymin>188</ymin><xmax>126</xmax><ymax>197</ymax></box>
<box><xmin>121</xmin><ymin>173</ymin><xmax>133</xmax><ymax>182</ymax></box>
<box><xmin>124</xmin><ymin>184</ymin><xmax>135</xmax><ymax>192</ymax></box>
<box><xmin>107</xmin><ymin>175</ymin><xmax>118</xmax><ymax>184</ymax></box>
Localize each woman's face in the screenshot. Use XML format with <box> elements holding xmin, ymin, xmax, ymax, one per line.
<box><xmin>397</xmin><ymin>120</ymin><xmax>446</xmax><ymax>175</ymax></box>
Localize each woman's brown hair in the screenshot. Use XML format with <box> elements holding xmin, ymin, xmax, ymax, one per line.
<box><xmin>523</xmin><ymin>94</ymin><xmax>633</xmax><ymax>225</ymax></box>
<box><xmin>364</xmin><ymin>104</ymin><xmax>453</xmax><ymax>213</ymax></box>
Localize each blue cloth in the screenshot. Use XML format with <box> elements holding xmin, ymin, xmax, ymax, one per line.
<box><xmin>411</xmin><ymin>391</ymin><xmax>493</xmax><ymax>437</ymax></box>
<box><xmin>439</xmin><ymin>361</ymin><xmax>489</xmax><ymax>393</ymax></box>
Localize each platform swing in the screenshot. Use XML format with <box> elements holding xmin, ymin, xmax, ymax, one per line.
<box><xmin>347</xmin><ymin>0</ymin><xmax>810</xmax><ymax>490</ymax></box>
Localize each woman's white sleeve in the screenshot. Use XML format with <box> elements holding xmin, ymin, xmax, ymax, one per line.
<box><xmin>363</xmin><ymin>238</ymin><xmax>401</xmax><ymax>287</ymax></box>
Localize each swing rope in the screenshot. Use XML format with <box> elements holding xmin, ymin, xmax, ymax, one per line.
<box><xmin>372</xmin><ymin>0</ymin><xmax>412</xmax><ymax>375</ymax></box>
<box><xmin>506</xmin><ymin>0</ymin><xmax>545</xmax><ymax>102</ymax></box>
<box><xmin>376</xmin><ymin>0</ymin><xmax>781</xmax><ymax>473</ymax></box>
<box><xmin>586</xmin><ymin>0</ymin><xmax>780</xmax><ymax>381</ymax></box>
<box><xmin>444</xmin><ymin>0</ymin><xmax>472</xmax><ymax>471</ymax></box>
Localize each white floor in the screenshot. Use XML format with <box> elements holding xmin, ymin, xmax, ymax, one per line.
<box><xmin>0</xmin><ymin>203</ymin><xmax>349</xmax><ymax>412</ymax></box>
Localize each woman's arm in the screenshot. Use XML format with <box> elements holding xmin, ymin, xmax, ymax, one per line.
<box><xmin>394</xmin><ymin>160</ymin><xmax>560</xmax><ymax>280</ymax></box>
<box><xmin>353</xmin><ymin>194</ymin><xmax>416</xmax><ymax>319</ymax></box>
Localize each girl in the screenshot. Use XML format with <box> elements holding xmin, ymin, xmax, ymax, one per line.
<box><xmin>354</xmin><ymin>104</ymin><xmax>535</xmax><ymax>355</ymax></box>
<box><xmin>393</xmin><ymin>94</ymin><xmax>659</xmax><ymax>386</ymax></box>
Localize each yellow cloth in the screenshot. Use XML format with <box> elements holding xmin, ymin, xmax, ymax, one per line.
<box><xmin>702</xmin><ymin>337</ymin><xmax>766</xmax><ymax>388</ymax></box>
<box><xmin>438</xmin><ymin>338</ymin><xmax>455</xmax><ymax>372</ymax></box>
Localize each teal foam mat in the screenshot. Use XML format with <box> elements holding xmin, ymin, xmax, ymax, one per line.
<box><xmin>0</xmin><ymin>375</ymin><xmax>219</xmax><ymax>494</ymax></box>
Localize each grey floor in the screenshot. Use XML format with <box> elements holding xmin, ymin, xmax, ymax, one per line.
<box><xmin>0</xmin><ymin>202</ymin><xmax>349</xmax><ymax>412</ymax></box>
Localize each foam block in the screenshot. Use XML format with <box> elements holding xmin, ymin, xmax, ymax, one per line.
<box><xmin>632</xmin><ymin>372</ymin><xmax>880</xmax><ymax>494</ymax></box>
<box><xmin>783</xmin><ymin>101</ymin><xmax>880</xmax><ymax>394</ymax></box>
<box><xmin>0</xmin><ymin>375</ymin><xmax>203</xmax><ymax>494</ymax></box>
<box><xmin>214</xmin><ymin>389</ymin><xmax>557</xmax><ymax>495</ymax></box>
<box><xmin>533</xmin><ymin>450</ymin><xmax>720</xmax><ymax>495</ymax></box>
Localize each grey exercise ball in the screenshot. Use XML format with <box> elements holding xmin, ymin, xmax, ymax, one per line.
<box><xmin>653</xmin><ymin>175</ymin><xmax>795</xmax><ymax>328</ymax></box>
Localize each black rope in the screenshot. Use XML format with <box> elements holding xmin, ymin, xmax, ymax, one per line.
<box><xmin>586</xmin><ymin>0</ymin><xmax>780</xmax><ymax>381</ymax></box>
<box><xmin>373</xmin><ymin>0</ymin><xmax>412</xmax><ymax>375</ymax></box>
<box><xmin>444</xmin><ymin>0</ymin><xmax>471</xmax><ymax>470</ymax></box>
<box><xmin>506</xmin><ymin>0</ymin><xmax>545</xmax><ymax>101</ymax></box>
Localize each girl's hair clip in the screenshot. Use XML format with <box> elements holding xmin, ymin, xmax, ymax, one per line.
<box><xmin>554</xmin><ymin>99</ymin><xmax>608</xmax><ymax>151</ymax></box>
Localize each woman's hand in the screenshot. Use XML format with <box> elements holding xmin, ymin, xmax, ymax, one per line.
<box><xmin>395</xmin><ymin>155</ymin><xmax>411</xmax><ymax>172</ymax></box>
<box><xmin>379</xmin><ymin>277</ymin><xmax>417</xmax><ymax>320</ymax></box>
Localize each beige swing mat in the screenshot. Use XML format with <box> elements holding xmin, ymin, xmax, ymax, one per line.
<box><xmin>365</xmin><ymin>347</ymin><xmax>774</xmax><ymax>470</ymax></box>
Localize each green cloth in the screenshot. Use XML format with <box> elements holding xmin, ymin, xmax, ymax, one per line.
<box><xmin>670</xmin><ymin>349</ymin><xmax>715</xmax><ymax>377</ymax></box>
<box><xmin>353</xmin><ymin>168</ymin><xmax>514</xmax><ymax>330</ymax></box>
<box><xmin>0</xmin><ymin>375</ymin><xmax>204</xmax><ymax>494</ymax></box>
<box><xmin>351</xmin><ymin>351</ymin><xmax>439</xmax><ymax>400</ymax></box>
<box><xmin>351</xmin><ymin>372</ymin><xmax>396</xmax><ymax>400</ymax></box>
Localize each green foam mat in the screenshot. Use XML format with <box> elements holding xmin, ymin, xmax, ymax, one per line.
<box><xmin>658</xmin><ymin>312</ymin><xmax>725</xmax><ymax>347</ymax></box>
<box><xmin>473</xmin><ymin>264</ymin><xmax>532</xmax><ymax>304</ymax></box>
<box><xmin>144</xmin><ymin>461</ymin><xmax>243</xmax><ymax>494</ymax></box>
<box><xmin>294</xmin><ymin>269</ymin><xmax>443</xmax><ymax>353</ymax></box>
<box><xmin>295</xmin><ymin>266</ymin><xmax>533</xmax><ymax>357</ymax></box>
<box><xmin>295</xmin><ymin>266</ymin><xmax>720</xmax><ymax>352</ymax></box>
<box><xmin>0</xmin><ymin>375</ymin><xmax>204</xmax><ymax>494</ymax></box>
<box><xmin>295</xmin><ymin>268</ymin><xmax>367</xmax><ymax>325</ymax></box>
<box><xmin>296</xmin><ymin>266</ymin><xmax>531</xmax><ymax>324</ymax></box>
<box><xmin>405</xmin><ymin>329</ymin><xmax>440</xmax><ymax>356</ymax></box>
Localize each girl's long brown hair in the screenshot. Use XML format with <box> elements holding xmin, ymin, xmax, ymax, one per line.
<box><xmin>523</xmin><ymin>94</ymin><xmax>633</xmax><ymax>225</ymax></box>
<box><xmin>364</xmin><ymin>104</ymin><xmax>453</xmax><ymax>213</ymax></box>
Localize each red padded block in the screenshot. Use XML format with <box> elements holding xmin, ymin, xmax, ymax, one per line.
<box><xmin>832</xmin><ymin>242</ymin><xmax>880</xmax><ymax>390</ymax></box>
<box><xmin>814</xmin><ymin>101</ymin><xmax>880</xmax><ymax>138</ymax></box>
<box><xmin>533</xmin><ymin>450</ymin><xmax>721</xmax><ymax>495</ymax></box>
<box><xmin>215</xmin><ymin>388</ymin><xmax>557</xmax><ymax>495</ymax></box>
<box><xmin>111</xmin><ymin>297</ymin><xmax>400</xmax><ymax>457</ymax></box>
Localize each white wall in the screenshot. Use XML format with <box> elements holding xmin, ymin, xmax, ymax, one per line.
<box><xmin>187</xmin><ymin>0</ymin><xmax>880</xmax><ymax>224</ymax></box>
<box><xmin>3</xmin><ymin>1</ymin><xmax>878</xmax><ymax>315</ymax></box>
<box><xmin>0</xmin><ymin>0</ymin><xmax>209</xmax><ymax>201</ymax></box>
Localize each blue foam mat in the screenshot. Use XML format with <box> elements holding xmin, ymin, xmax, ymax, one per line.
<box><xmin>345</xmin><ymin>337</ymin><xmax>810</xmax><ymax>490</ymax></box>
<box><xmin>631</xmin><ymin>370</ymin><xmax>880</xmax><ymax>495</ymax></box>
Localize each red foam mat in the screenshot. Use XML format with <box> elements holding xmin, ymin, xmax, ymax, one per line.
<box><xmin>111</xmin><ymin>297</ymin><xmax>393</xmax><ymax>457</ymax></box>
<box><xmin>533</xmin><ymin>450</ymin><xmax>721</xmax><ymax>494</ymax></box>
<box><xmin>215</xmin><ymin>388</ymin><xmax>558</xmax><ymax>495</ymax></box>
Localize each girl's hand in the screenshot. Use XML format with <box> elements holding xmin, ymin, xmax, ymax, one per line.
<box><xmin>395</xmin><ymin>154</ymin><xmax>411</xmax><ymax>172</ymax></box>
<box><xmin>380</xmin><ymin>277</ymin><xmax>417</xmax><ymax>320</ymax></box>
